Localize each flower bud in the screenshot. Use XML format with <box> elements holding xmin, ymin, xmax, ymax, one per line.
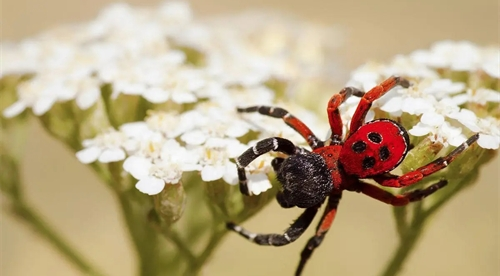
<box><xmin>153</xmin><ymin>182</ymin><xmax>187</xmax><ymax>224</ymax></box>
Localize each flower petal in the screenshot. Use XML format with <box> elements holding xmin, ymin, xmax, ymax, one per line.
<box><xmin>421</xmin><ymin>112</ymin><xmax>444</xmax><ymax>127</ymax></box>
<box><xmin>123</xmin><ymin>156</ymin><xmax>152</xmax><ymax>179</ymax></box>
<box><xmin>33</xmin><ymin>96</ymin><xmax>57</xmax><ymax>115</ymax></box>
<box><xmin>201</xmin><ymin>165</ymin><xmax>225</xmax><ymax>182</ymax></box>
<box><xmin>2</xmin><ymin>101</ymin><xmax>27</xmax><ymax>118</ymax></box>
<box><xmin>222</xmin><ymin>163</ymin><xmax>238</xmax><ymax>185</ymax></box>
<box><xmin>247</xmin><ymin>173</ymin><xmax>272</xmax><ymax>195</ymax></box>
<box><xmin>98</xmin><ymin>148</ymin><xmax>126</xmax><ymax>163</ymax></box>
<box><xmin>142</xmin><ymin>87</ymin><xmax>170</xmax><ymax>103</ymax></box>
<box><xmin>76</xmin><ymin>86</ymin><xmax>100</xmax><ymax>109</ymax></box>
<box><xmin>76</xmin><ymin>146</ymin><xmax>102</xmax><ymax>164</ymax></box>
<box><xmin>477</xmin><ymin>134</ymin><xmax>499</xmax><ymax>149</ymax></box>
<box><xmin>135</xmin><ymin>176</ymin><xmax>165</xmax><ymax>195</ymax></box>
<box><xmin>408</xmin><ymin>123</ymin><xmax>431</xmax><ymax>136</ymax></box>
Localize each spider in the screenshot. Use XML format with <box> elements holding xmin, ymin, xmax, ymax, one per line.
<box><xmin>226</xmin><ymin>76</ymin><xmax>479</xmax><ymax>275</ymax></box>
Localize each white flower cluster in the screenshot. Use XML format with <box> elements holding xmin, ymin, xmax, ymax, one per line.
<box><xmin>1</xmin><ymin>2</ymin><xmax>334</xmax><ymax>196</ymax></box>
<box><xmin>344</xmin><ymin>41</ymin><xmax>500</xmax><ymax>150</ymax></box>
<box><xmin>75</xmin><ymin>100</ymin><xmax>324</xmax><ymax>195</ymax></box>
<box><xmin>2</xmin><ymin>1</ymin><xmax>339</xmax><ymax>118</ymax></box>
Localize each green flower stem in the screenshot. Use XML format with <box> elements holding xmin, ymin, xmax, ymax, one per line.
<box><xmin>10</xmin><ymin>200</ymin><xmax>106</xmax><ymax>276</ymax></box>
<box><xmin>117</xmin><ymin>191</ymin><xmax>162</xmax><ymax>276</ymax></box>
<box><xmin>381</xmin><ymin>209</ymin><xmax>427</xmax><ymax>276</ymax></box>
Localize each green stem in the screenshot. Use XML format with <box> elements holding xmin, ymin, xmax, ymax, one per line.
<box><xmin>380</xmin><ymin>213</ymin><xmax>427</xmax><ymax>276</ymax></box>
<box><xmin>116</xmin><ymin>192</ymin><xmax>161</xmax><ymax>276</ymax></box>
<box><xmin>187</xmin><ymin>227</ymin><xmax>227</xmax><ymax>275</ymax></box>
<box><xmin>159</xmin><ymin>227</ymin><xmax>197</xmax><ymax>265</ymax></box>
<box><xmin>11</xmin><ymin>201</ymin><xmax>106</xmax><ymax>276</ymax></box>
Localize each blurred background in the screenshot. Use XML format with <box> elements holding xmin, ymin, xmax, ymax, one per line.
<box><xmin>1</xmin><ymin>0</ymin><xmax>498</xmax><ymax>275</ymax></box>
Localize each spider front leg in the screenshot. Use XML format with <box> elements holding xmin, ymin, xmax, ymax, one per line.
<box><xmin>327</xmin><ymin>86</ymin><xmax>365</xmax><ymax>140</ymax></box>
<box><xmin>226</xmin><ymin>205</ymin><xmax>320</xmax><ymax>246</ymax></box>
<box><xmin>373</xmin><ymin>134</ymin><xmax>479</xmax><ymax>188</ymax></box>
<box><xmin>295</xmin><ymin>193</ymin><xmax>342</xmax><ymax>276</ymax></box>
<box><xmin>348</xmin><ymin>76</ymin><xmax>410</xmax><ymax>136</ymax></box>
<box><xmin>237</xmin><ymin>106</ymin><xmax>323</xmax><ymax>149</ymax></box>
<box><xmin>357</xmin><ymin>179</ymin><xmax>448</xmax><ymax>206</ymax></box>
<box><xmin>236</xmin><ymin>137</ymin><xmax>300</xmax><ymax>196</ymax></box>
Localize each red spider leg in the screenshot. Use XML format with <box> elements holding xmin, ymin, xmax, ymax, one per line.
<box><xmin>327</xmin><ymin>87</ymin><xmax>365</xmax><ymax>140</ymax></box>
<box><xmin>373</xmin><ymin>134</ymin><xmax>479</xmax><ymax>188</ymax></box>
<box><xmin>295</xmin><ymin>192</ymin><xmax>342</xmax><ymax>276</ymax></box>
<box><xmin>356</xmin><ymin>179</ymin><xmax>448</xmax><ymax>206</ymax></box>
<box><xmin>238</xmin><ymin>106</ymin><xmax>323</xmax><ymax>149</ymax></box>
<box><xmin>348</xmin><ymin>76</ymin><xmax>410</xmax><ymax>136</ymax></box>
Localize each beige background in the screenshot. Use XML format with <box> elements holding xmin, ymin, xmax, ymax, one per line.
<box><xmin>1</xmin><ymin>0</ymin><xmax>499</xmax><ymax>275</ymax></box>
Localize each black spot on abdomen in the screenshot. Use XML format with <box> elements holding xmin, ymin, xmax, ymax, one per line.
<box><xmin>379</xmin><ymin>146</ymin><xmax>390</xmax><ymax>161</ymax></box>
<box><xmin>362</xmin><ymin>156</ymin><xmax>376</xmax><ymax>170</ymax></box>
<box><xmin>368</xmin><ymin>132</ymin><xmax>382</xmax><ymax>143</ymax></box>
<box><xmin>352</xmin><ymin>141</ymin><xmax>367</xmax><ymax>153</ymax></box>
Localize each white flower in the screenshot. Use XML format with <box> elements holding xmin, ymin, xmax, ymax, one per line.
<box><xmin>2</xmin><ymin>74</ymin><xmax>64</xmax><ymax>117</ymax></box>
<box><xmin>380</xmin><ymin>78</ymin><xmax>465</xmax><ymax>116</ymax></box>
<box><xmin>76</xmin><ymin>129</ymin><xmax>127</xmax><ymax>163</ymax></box>
<box><xmin>449</xmin><ymin>109</ymin><xmax>500</xmax><ymax>149</ymax></box>
<box><xmin>196</xmin><ymin>137</ymin><xmax>246</xmax><ymax>184</ymax></box>
<box><xmin>409</xmin><ymin>121</ymin><xmax>467</xmax><ymax>147</ymax></box>
<box><xmin>141</xmin><ymin>67</ymin><xmax>205</xmax><ymax>104</ymax></box>
<box><xmin>417</xmin><ymin>98</ymin><xmax>461</xmax><ymax>127</ymax></box>
<box><xmin>410</xmin><ymin>40</ymin><xmax>482</xmax><ymax>71</ymax></box>
<box><xmin>179</xmin><ymin>103</ymin><xmax>252</xmax><ymax>146</ymax></box>
<box><xmin>124</xmin><ymin>139</ymin><xmax>200</xmax><ymax>195</ymax></box>
<box><xmin>241</xmin><ymin>149</ymin><xmax>275</xmax><ymax>195</ymax></box>
<box><xmin>452</xmin><ymin>88</ymin><xmax>500</xmax><ymax>106</ymax></box>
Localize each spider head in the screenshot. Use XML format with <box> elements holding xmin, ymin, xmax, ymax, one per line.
<box><xmin>276</xmin><ymin>152</ymin><xmax>333</xmax><ymax>208</ymax></box>
<box><xmin>339</xmin><ymin>119</ymin><xmax>410</xmax><ymax>178</ymax></box>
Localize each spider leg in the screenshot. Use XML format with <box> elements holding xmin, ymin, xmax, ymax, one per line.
<box><xmin>238</xmin><ymin>106</ymin><xmax>323</xmax><ymax>149</ymax></box>
<box><xmin>237</xmin><ymin>137</ymin><xmax>299</xmax><ymax>196</ymax></box>
<box><xmin>356</xmin><ymin>179</ymin><xmax>448</xmax><ymax>206</ymax></box>
<box><xmin>295</xmin><ymin>193</ymin><xmax>342</xmax><ymax>276</ymax></box>
<box><xmin>226</xmin><ymin>205</ymin><xmax>320</xmax><ymax>246</ymax></box>
<box><xmin>373</xmin><ymin>134</ymin><xmax>479</xmax><ymax>188</ymax></box>
<box><xmin>327</xmin><ymin>87</ymin><xmax>365</xmax><ymax>140</ymax></box>
<box><xmin>348</xmin><ymin>76</ymin><xmax>410</xmax><ymax>136</ymax></box>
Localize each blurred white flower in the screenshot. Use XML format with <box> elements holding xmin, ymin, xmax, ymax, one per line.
<box><xmin>452</xmin><ymin>88</ymin><xmax>500</xmax><ymax>106</ymax></box>
<box><xmin>76</xmin><ymin>129</ymin><xmax>127</xmax><ymax>163</ymax></box>
<box><xmin>409</xmin><ymin>121</ymin><xmax>467</xmax><ymax>147</ymax></box>
<box><xmin>449</xmin><ymin>109</ymin><xmax>500</xmax><ymax>149</ymax></box>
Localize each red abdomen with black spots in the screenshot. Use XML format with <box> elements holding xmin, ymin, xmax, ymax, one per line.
<box><xmin>339</xmin><ymin>119</ymin><xmax>410</xmax><ymax>178</ymax></box>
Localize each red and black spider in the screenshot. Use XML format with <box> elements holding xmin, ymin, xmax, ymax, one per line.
<box><xmin>226</xmin><ymin>76</ymin><xmax>479</xmax><ymax>275</ymax></box>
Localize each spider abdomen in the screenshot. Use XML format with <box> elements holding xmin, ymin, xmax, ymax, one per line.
<box><xmin>339</xmin><ymin>119</ymin><xmax>410</xmax><ymax>178</ymax></box>
<box><xmin>276</xmin><ymin>152</ymin><xmax>333</xmax><ymax>208</ymax></box>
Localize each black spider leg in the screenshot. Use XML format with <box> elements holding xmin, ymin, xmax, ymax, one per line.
<box><xmin>226</xmin><ymin>205</ymin><xmax>320</xmax><ymax>246</ymax></box>
<box><xmin>238</xmin><ymin>106</ymin><xmax>324</xmax><ymax>149</ymax></box>
<box><xmin>295</xmin><ymin>192</ymin><xmax>342</xmax><ymax>276</ymax></box>
<box><xmin>236</xmin><ymin>137</ymin><xmax>301</xmax><ymax>196</ymax></box>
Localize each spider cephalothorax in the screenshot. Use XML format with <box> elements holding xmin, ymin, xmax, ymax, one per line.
<box><xmin>227</xmin><ymin>76</ymin><xmax>479</xmax><ymax>276</ymax></box>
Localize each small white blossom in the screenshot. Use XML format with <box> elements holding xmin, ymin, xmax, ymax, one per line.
<box><xmin>196</xmin><ymin>137</ymin><xmax>246</xmax><ymax>184</ymax></box>
<box><xmin>76</xmin><ymin>129</ymin><xmax>127</xmax><ymax>163</ymax></box>
<box><xmin>380</xmin><ymin>78</ymin><xmax>465</xmax><ymax>116</ymax></box>
<box><xmin>449</xmin><ymin>109</ymin><xmax>500</xmax><ymax>149</ymax></box>
<box><xmin>452</xmin><ymin>88</ymin><xmax>500</xmax><ymax>106</ymax></box>
<box><xmin>124</xmin><ymin>139</ymin><xmax>200</xmax><ymax>195</ymax></box>
<box><xmin>409</xmin><ymin>121</ymin><xmax>467</xmax><ymax>147</ymax></box>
